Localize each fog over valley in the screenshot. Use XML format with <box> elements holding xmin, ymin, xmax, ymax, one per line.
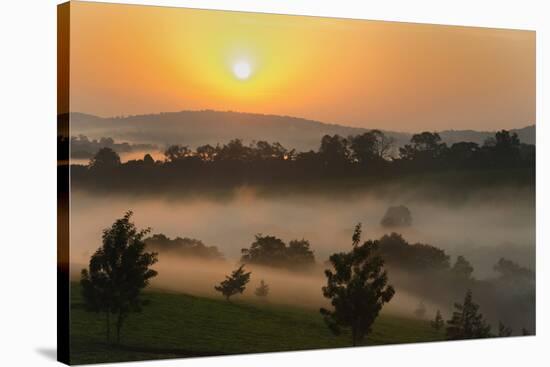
<box><xmin>70</xmin><ymin>184</ymin><xmax>534</xmax><ymax>280</ymax></box>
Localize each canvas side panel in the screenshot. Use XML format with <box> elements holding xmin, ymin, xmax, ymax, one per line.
<box><xmin>57</xmin><ymin>2</ymin><xmax>70</xmax><ymax>365</ymax></box>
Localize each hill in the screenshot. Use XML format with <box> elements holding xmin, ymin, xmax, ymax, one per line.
<box><xmin>70</xmin><ymin>110</ymin><xmax>535</xmax><ymax>152</ymax></box>
<box><xmin>70</xmin><ymin>283</ymin><xmax>443</xmax><ymax>364</ymax></box>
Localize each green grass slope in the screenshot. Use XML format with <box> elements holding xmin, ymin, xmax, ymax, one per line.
<box><xmin>70</xmin><ymin>283</ymin><xmax>444</xmax><ymax>364</ymax></box>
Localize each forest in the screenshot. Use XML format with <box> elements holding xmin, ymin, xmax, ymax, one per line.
<box><xmin>65</xmin><ymin>129</ymin><xmax>535</xmax><ymax>193</ymax></box>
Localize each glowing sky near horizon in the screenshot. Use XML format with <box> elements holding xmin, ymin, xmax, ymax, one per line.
<box><xmin>69</xmin><ymin>2</ymin><xmax>535</xmax><ymax>132</ymax></box>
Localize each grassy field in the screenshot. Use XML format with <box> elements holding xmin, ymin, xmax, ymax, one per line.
<box><xmin>70</xmin><ymin>283</ymin><xmax>444</xmax><ymax>365</ymax></box>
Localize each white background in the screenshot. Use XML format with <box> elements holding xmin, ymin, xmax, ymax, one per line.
<box><xmin>0</xmin><ymin>0</ymin><xmax>547</xmax><ymax>365</ymax></box>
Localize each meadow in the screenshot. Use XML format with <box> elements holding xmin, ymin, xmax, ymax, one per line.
<box><xmin>70</xmin><ymin>283</ymin><xmax>444</xmax><ymax>364</ymax></box>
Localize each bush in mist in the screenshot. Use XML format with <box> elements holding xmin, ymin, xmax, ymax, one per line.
<box><xmin>494</xmin><ymin>257</ymin><xmax>534</xmax><ymax>282</ymax></box>
<box><xmin>431</xmin><ymin>310</ymin><xmax>444</xmax><ymax>331</ymax></box>
<box><xmin>353</xmin><ymin>232</ymin><xmax>533</xmax><ymax>333</ymax></box>
<box><xmin>80</xmin><ymin>211</ymin><xmax>158</xmax><ymax>344</ymax></box>
<box><xmin>498</xmin><ymin>322</ymin><xmax>513</xmax><ymax>337</ymax></box>
<box><xmin>446</xmin><ymin>290</ymin><xmax>492</xmax><ymax>340</ymax></box>
<box><xmin>144</xmin><ymin>233</ymin><xmax>224</xmax><ymax>260</ymax></box>
<box><xmin>380</xmin><ymin>205</ymin><xmax>412</xmax><ymax>228</ymax></box>
<box><xmin>214</xmin><ymin>265</ymin><xmax>251</xmax><ymax>301</ymax></box>
<box><xmin>376</xmin><ymin>233</ymin><xmax>450</xmax><ymax>273</ymax></box>
<box><xmin>254</xmin><ymin>279</ymin><xmax>269</xmax><ymax>298</ymax></box>
<box><xmin>320</xmin><ymin>223</ymin><xmax>395</xmax><ymax>346</ymax></box>
<box><xmin>241</xmin><ymin>235</ymin><xmax>315</xmax><ymax>271</ymax></box>
<box><xmin>451</xmin><ymin>256</ymin><xmax>475</xmax><ymax>280</ymax></box>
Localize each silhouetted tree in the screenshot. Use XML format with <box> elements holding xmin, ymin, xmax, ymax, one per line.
<box><xmin>217</xmin><ymin>139</ymin><xmax>252</xmax><ymax>161</ymax></box>
<box><xmin>431</xmin><ymin>310</ymin><xmax>444</xmax><ymax>331</ymax></box>
<box><xmin>483</xmin><ymin>130</ymin><xmax>521</xmax><ymax>166</ymax></box>
<box><xmin>253</xmin><ymin>141</ymin><xmax>288</xmax><ymax>160</ymax></box>
<box><xmin>287</xmin><ymin>239</ymin><xmax>315</xmax><ymax>269</ymax></box>
<box><xmin>446</xmin><ymin>290</ymin><xmax>492</xmax><ymax>340</ymax></box>
<box><xmin>371</xmin><ymin>130</ymin><xmax>395</xmax><ymax>160</ymax></box>
<box><xmin>255</xmin><ymin>279</ymin><xmax>269</xmax><ymax>298</ymax></box>
<box><xmin>380</xmin><ymin>205</ymin><xmax>412</xmax><ymax>227</ymax></box>
<box><xmin>241</xmin><ymin>235</ymin><xmax>287</xmax><ymax>267</ymax></box>
<box><xmin>414</xmin><ymin>301</ymin><xmax>427</xmax><ymax>319</ymax></box>
<box><xmin>448</xmin><ymin>142</ymin><xmax>479</xmax><ymax>166</ymax></box>
<box><xmin>320</xmin><ymin>223</ymin><xmax>395</xmax><ymax>346</ymax></box>
<box><xmin>143</xmin><ymin>153</ymin><xmax>155</xmax><ymax>165</ymax></box>
<box><xmin>498</xmin><ymin>321</ymin><xmax>513</xmax><ymax>337</ymax></box>
<box><xmin>144</xmin><ymin>233</ymin><xmax>224</xmax><ymax>260</ymax></box>
<box><xmin>452</xmin><ymin>256</ymin><xmax>474</xmax><ymax>280</ymax></box>
<box><xmin>80</xmin><ymin>211</ymin><xmax>158</xmax><ymax>344</ymax></box>
<box><xmin>214</xmin><ymin>265</ymin><xmax>251</xmax><ymax>301</ymax></box>
<box><xmin>376</xmin><ymin>232</ymin><xmax>450</xmax><ymax>273</ymax></box>
<box><xmin>241</xmin><ymin>235</ymin><xmax>316</xmax><ymax>270</ymax></box>
<box><xmin>349</xmin><ymin>132</ymin><xmax>378</xmax><ymax>164</ymax></box>
<box><xmin>319</xmin><ymin>134</ymin><xmax>350</xmax><ymax>167</ymax></box>
<box><xmin>494</xmin><ymin>258</ymin><xmax>534</xmax><ymax>282</ymax></box>
<box><xmin>196</xmin><ymin>144</ymin><xmax>218</xmax><ymax>162</ymax></box>
<box><xmin>399</xmin><ymin>132</ymin><xmax>447</xmax><ymax>166</ymax></box>
<box><xmin>164</xmin><ymin>144</ymin><xmax>191</xmax><ymax>162</ymax></box>
<box><xmin>89</xmin><ymin>147</ymin><xmax>121</xmax><ymax>170</ymax></box>
<box><xmin>349</xmin><ymin>130</ymin><xmax>394</xmax><ymax>164</ymax></box>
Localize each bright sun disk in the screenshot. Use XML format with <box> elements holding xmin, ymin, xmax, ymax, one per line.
<box><xmin>233</xmin><ymin>61</ymin><xmax>252</xmax><ymax>80</ymax></box>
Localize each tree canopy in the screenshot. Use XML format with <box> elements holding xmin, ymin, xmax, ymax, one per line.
<box><xmin>254</xmin><ymin>280</ymin><xmax>269</xmax><ymax>298</ymax></box>
<box><xmin>320</xmin><ymin>224</ymin><xmax>395</xmax><ymax>346</ymax></box>
<box><xmin>88</xmin><ymin>147</ymin><xmax>121</xmax><ymax>170</ymax></box>
<box><xmin>380</xmin><ymin>205</ymin><xmax>412</xmax><ymax>228</ymax></box>
<box><xmin>214</xmin><ymin>265</ymin><xmax>251</xmax><ymax>301</ymax></box>
<box><xmin>241</xmin><ymin>234</ymin><xmax>315</xmax><ymax>271</ymax></box>
<box><xmin>144</xmin><ymin>233</ymin><xmax>224</xmax><ymax>260</ymax></box>
<box><xmin>446</xmin><ymin>290</ymin><xmax>492</xmax><ymax>340</ymax></box>
<box><xmin>74</xmin><ymin>129</ymin><xmax>535</xmax><ymax>193</ymax></box>
<box><xmin>80</xmin><ymin>211</ymin><xmax>158</xmax><ymax>343</ymax></box>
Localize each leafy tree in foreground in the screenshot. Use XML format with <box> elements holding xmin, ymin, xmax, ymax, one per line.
<box><xmin>320</xmin><ymin>223</ymin><xmax>395</xmax><ymax>346</ymax></box>
<box><xmin>431</xmin><ymin>310</ymin><xmax>444</xmax><ymax>331</ymax></box>
<box><xmin>80</xmin><ymin>211</ymin><xmax>158</xmax><ymax>344</ymax></box>
<box><xmin>255</xmin><ymin>279</ymin><xmax>270</xmax><ymax>298</ymax></box>
<box><xmin>445</xmin><ymin>290</ymin><xmax>492</xmax><ymax>340</ymax></box>
<box><xmin>215</xmin><ymin>265</ymin><xmax>251</xmax><ymax>301</ymax></box>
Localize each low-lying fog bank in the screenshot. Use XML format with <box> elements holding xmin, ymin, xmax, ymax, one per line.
<box><xmin>70</xmin><ymin>184</ymin><xmax>534</xmax><ymax>279</ymax></box>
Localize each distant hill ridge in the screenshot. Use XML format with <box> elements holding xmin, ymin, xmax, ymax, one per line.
<box><xmin>69</xmin><ymin>110</ymin><xmax>535</xmax><ymax>151</ymax></box>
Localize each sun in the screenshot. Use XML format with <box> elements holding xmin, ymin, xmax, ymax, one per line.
<box><xmin>232</xmin><ymin>60</ymin><xmax>252</xmax><ymax>80</ymax></box>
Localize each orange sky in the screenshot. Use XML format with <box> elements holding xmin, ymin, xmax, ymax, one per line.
<box><xmin>68</xmin><ymin>1</ymin><xmax>535</xmax><ymax>132</ymax></box>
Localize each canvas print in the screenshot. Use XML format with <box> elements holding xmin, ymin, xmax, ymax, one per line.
<box><xmin>57</xmin><ymin>1</ymin><xmax>536</xmax><ymax>365</ymax></box>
